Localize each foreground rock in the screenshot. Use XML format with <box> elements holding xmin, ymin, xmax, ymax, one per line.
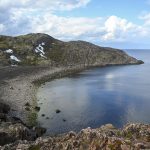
<box><xmin>0</xmin><ymin>103</ymin><xmax>46</xmax><ymax>146</ymax></box>
<box><xmin>0</xmin><ymin>102</ymin><xmax>10</xmax><ymax>114</ymax></box>
<box><xmin>0</xmin><ymin>122</ymin><xmax>35</xmax><ymax>146</ymax></box>
<box><xmin>0</xmin><ymin>123</ymin><xmax>150</xmax><ymax>150</ymax></box>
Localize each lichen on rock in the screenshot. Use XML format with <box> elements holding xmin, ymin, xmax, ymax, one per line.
<box><xmin>0</xmin><ymin>123</ymin><xmax>150</xmax><ymax>150</ymax></box>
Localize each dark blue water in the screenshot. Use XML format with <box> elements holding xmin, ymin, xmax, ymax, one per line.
<box><xmin>37</xmin><ymin>50</ymin><xmax>150</xmax><ymax>135</ymax></box>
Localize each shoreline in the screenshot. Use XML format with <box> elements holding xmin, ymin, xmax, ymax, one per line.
<box><xmin>0</xmin><ymin>63</ymin><xmax>143</xmax><ymax>125</ymax></box>
<box><xmin>0</xmin><ymin>61</ymin><xmax>148</xmax><ymax>148</ymax></box>
<box><xmin>0</xmin><ymin>65</ymin><xmax>84</xmax><ymax>124</ymax></box>
<box><xmin>1</xmin><ymin>123</ymin><xmax>150</xmax><ymax>149</ymax></box>
<box><xmin>0</xmin><ymin>61</ymin><xmax>145</xmax><ymax>125</ymax></box>
<box><xmin>0</xmin><ymin>64</ymin><xmax>97</xmax><ymax>124</ymax></box>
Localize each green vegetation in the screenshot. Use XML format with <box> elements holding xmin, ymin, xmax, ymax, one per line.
<box><xmin>27</xmin><ymin>110</ymin><xmax>38</xmax><ymax>127</ymax></box>
<box><xmin>125</xmin><ymin>131</ymin><xmax>133</xmax><ymax>139</ymax></box>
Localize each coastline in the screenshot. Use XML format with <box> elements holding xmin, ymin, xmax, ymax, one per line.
<box><xmin>0</xmin><ymin>62</ymin><xmax>143</xmax><ymax>125</ymax></box>
<box><xmin>0</xmin><ymin>65</ymin><xmax>84</xmax><ymax>124</ymax></box>
<box><xmin>0</xmin><ymin>65</ymin><xmax>97</xmax><ymax>125</ymax></box>
<box><xmin>0</xmin><ymin>62</ymin><xmax>148</xmax><ymax>146</ymax></box>
<box><xmin>1</xmin><ymin>123</ymin><xmax>150</xmax><ymax>149</ymax></box>
<box><xmin>0</xmin><ymin>33</ymin><xmax>148</xmax><ymax>149</ymax></box>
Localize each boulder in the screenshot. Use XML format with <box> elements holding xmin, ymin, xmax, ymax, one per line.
<box><xmin>0</xmin><ymin>122</ymin><xmax>35</xmax><ymax>146</ymax></box>
<box><xmin>0</xmin><ymin>102</ymin><xmax>10</xmax><ymax>114</ymax></box>
<box><xmin>32</xmin><ymin>126</ymin><xmax>46</xmax><ymax>137</ymax></box>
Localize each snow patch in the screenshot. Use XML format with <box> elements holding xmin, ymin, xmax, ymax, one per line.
<box><xmin>41</xmin><ymin>42</ymin><xmax>45</xmax><ymax>46</ymax></box>
<box><xmin>11</xmin><ymin>64</ymin><xmax>18</xmax><ymax>67</ymax></box>
<box><xmin>5</xmin><ymin>49</ymin><xmax>13</xmax><ymax>54</ymax></box>
<box><xmin>10</xmin><ymin>55</ymin><xmax>21</xmax><ymax>62</ymax></box>
<box><xmin>35</xmin><ymin>44</ymin><xmax>45</xmax><ymax>54</ymax></box>
<box><xmin>34</xmin><ymin>42</ymin><xmax>47</xmax><ymax>58</ymax></box>
<box><xmin>4</xmin><ymin>48</ymin><xmax>21</xmax><ymax>66</ymax></box>
<box><xmin>40</xmin><ymin>53</ymin><xmax>47</xmax><ymax>58</ymax></box>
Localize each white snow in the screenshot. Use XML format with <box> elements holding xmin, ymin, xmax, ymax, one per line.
<box><xmin>10</xmin><ymin>55</ymin><xmax>21</xmax><ymax>62</ymax></box>
<box><xmin>38</xmin><ymin>44</ymin><xmax>45</xmax><ymax>54</ymax></box>
<box><xmin>40</xmin><ymin>53</ymin><xmax>47</xmax><ymax>58</ymax></box>
<box><xmin>41</xmin><ymin>42</ymin><xmax>45</xmax><ymax>46</ymax></box>
<box><xmin>4</xmin><ymin>49</ymin><xmax>21</xmax><ymax>65</ymax></box>
<box><xmin>35</xmin><ymin>48</ymin><xmax>39</xmax><ymax>53</ymax></box>
<box><xmin>35</xmin><ymin>44</ymin><xmax>45</xmax><ymax>54</ymax></box>
<box><xmin>11</xmin><ymin>64</ymin><xmax>18</xmax><ymax>67</ymax></box>
<box><xmin>34</xmin><ymin>42</ymin><xmax>47</xmax><ymax>58</ymax></box>
<box><xmin>5</xmin><ymin>49</ymin><xmax>13</xmax><ymax>54</ymax></box>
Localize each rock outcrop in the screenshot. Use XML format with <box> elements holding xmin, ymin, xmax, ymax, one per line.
<box><xmin>0</xmin><ymin>33</ymin><xmax>143</xmax><ymax>66</ymax></box>
<box><xmin>0</xmin><ymin>102</ymin><xmax>10</xmax><ymax>114</ymax></box>
<box><xmin>0</xmin><ymin>103</ymin><xmax>149</xmax><ymax>149</ymax></box>
<box><xmin>0</xmin><ymin>123</ymin><xmax>150</xmax><ymax>150</ymax></box>
<box><xmin>0</xmin><ymin>102</ymin><xmax>46</xmax><ymax>146</ymax></box>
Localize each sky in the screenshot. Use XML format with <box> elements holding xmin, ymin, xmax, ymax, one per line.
<box><xmin>0</xmin><ymin>0</ymin><xmax>150</xmax><ymax>49</ymax></box>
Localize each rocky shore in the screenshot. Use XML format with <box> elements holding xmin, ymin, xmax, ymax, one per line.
<box><xmin>0</xmin><ymin>33</ymin><xmax>147</xmax><ymax>149</ymax></box>
<box><xmin>0</xmin><ymin>100</ymin><xmax>150</xmax><ymax>149</ymax></box>
<box><xmin>1</xmin><ymin>122</ymin><xmax>150</xmax><ymax>150</ymax></box>
<box><xmin>1</xmin><ymin>65</ymin><xmax>150</xmax><ymax>150</ymax></box>
<box><xmin>0</xmin><ymin>65</ymin><xmax>97</xmax><ymax>124</ymax></box>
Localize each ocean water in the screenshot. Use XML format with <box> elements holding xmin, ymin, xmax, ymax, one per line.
<box><xmin>37</xmin><ymin>50</ymin><xmax>150</xmax><ymax>135</ymax></box>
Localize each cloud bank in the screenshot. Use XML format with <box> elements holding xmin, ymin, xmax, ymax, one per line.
<box><xmin>0</xmin><ymin>0</ymin><xmax>150</xmax><ymax>47</ymax></box>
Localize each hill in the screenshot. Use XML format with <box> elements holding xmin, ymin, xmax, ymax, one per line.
<box><xmin>0</xmin><ymin>33</ymin><xmax>143</xmax><ymax>66</ymax></box>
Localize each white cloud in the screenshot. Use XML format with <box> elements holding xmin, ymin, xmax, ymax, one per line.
<box><xmin>140</xmin><ymin>13</ymin><xmax>150</xmax><ymax>26</ymax></box>
<box><xmin>101</xmin><ymin>16</ymin><xmax>148</xmax><ymax>42</ymax></box>
<box><xmin>1</xmin><ymin>10</ymin><xmax>150</xmax><ymax>43</ymax></box>
<box><xmin>0</xmin><ymin>24</ymin><xmax>5</xmax><ymax>33</ymax></box>
<box><xmin>25</xmin><ymin>14</ymin><xmax>148</xmax><ymax>43</ymax></box>
<box><xmin>0</xmin><ymin>0</ymin><xmax>91</xmax><ymax>11</ymax></box>
<box><xmin>0</xmin><ymin>0</ymin><xmax>92</xmax><ymax>35</ymax></box>
<box><xmin>29</xmin><ymin>14</ymin><xmax>104</xmax><ymax>41</ymax></box>
<box><xmin>0</xmin><ymin>0</ymin><xmax>150</xmax><ymax>47</ymax></box>
<box><xmin>138</xmin><ymin>13</ymin><xmax>150</xmax><ymax>39</ymax></box>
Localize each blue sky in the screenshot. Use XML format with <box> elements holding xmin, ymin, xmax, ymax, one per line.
<box><xmin>0</xmin><ymin>0</ymin><xmax>150</xmax><ymax>49</ymax></box>
<box><xmin>57</xmin><ymin>0</ymin><xmax>147</xmax><ymax>22</ymax></box>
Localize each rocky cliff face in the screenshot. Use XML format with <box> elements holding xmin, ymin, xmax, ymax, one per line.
<box><xmin>0</xmin><ymin>33</ymin><xmax>143</xmax><ymax>66</ymax></box>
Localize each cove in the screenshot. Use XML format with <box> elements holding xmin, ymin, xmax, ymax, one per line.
<box><xmin>37</xmin><ymin>50</ymin><xmax>150</xmax><ymax>135</ymax></box>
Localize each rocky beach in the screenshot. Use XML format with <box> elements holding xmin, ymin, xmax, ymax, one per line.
<box><xmin>0</xmin><ymin>66</ymin><xmax>150</xmax><ymax>149</ymax></box>
<box><xmin>0</xmin><ymin>33</ymin><xmax>148</xmax><ymax>149</ymax></box>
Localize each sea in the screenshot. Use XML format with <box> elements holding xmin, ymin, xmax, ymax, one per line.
<box><xmin>37</xmin><ymin>49</ymin><xmax>150</xmax><ymax>135</ymax></box>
